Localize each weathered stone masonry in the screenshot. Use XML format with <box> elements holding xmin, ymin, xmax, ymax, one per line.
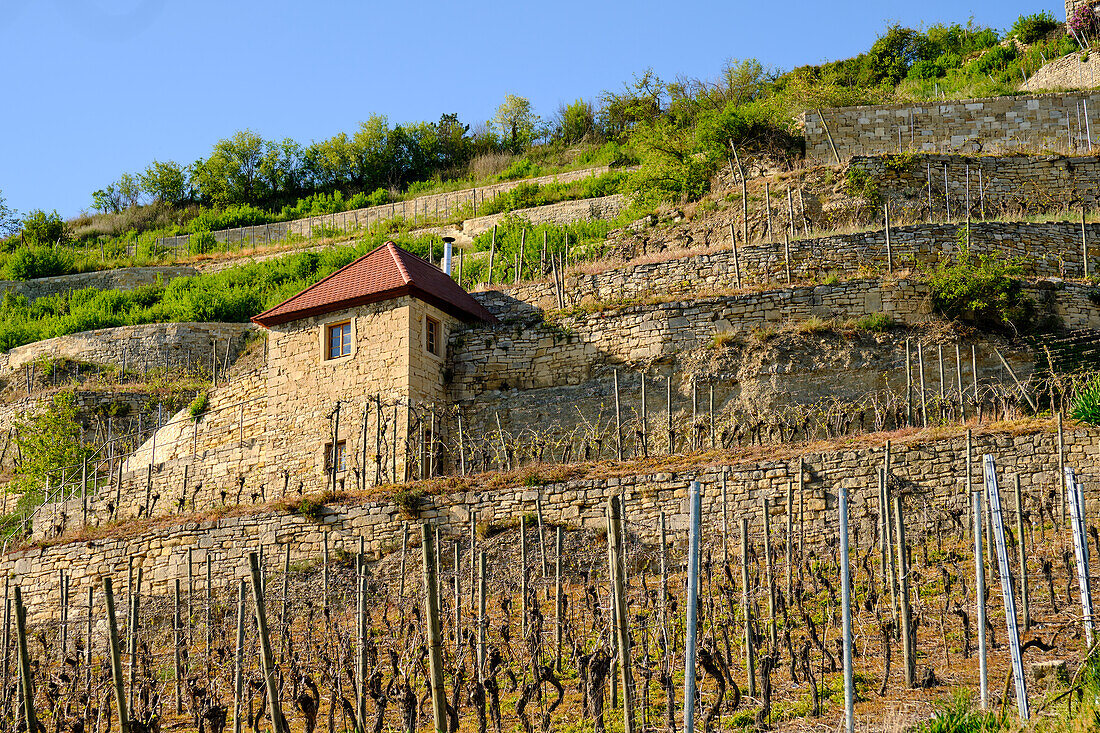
<box><xmin>0</xmin><ymin>322</ymin><xmax>253</xmax><ymax>375</ymax></box>
<box><xmin>800</xmin><ymin>92</ymin><xmax>1100</xmax><ymax>163</ymax></box>
<box><xmin>852</xmin><ymin>153</ymin><xmax>1100</xmax><ymax>215</ymax></box>
<box><xmin>474</xmin><ymin>220</ymin><xmax>1100</xmax><ymax>317</ymax></box>
<box><xmin>10</xmin><ymin>425</ymin><xmax>1097</xmax><ymax>620</ymax></box>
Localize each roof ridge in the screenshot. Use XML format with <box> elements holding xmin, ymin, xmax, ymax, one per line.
<box><xmin>388</xmin><ymin>242</ymin><xmax>413</xmax><ymax>284</ymax></box>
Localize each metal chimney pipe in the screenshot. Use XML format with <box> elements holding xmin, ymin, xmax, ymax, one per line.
<box><xmin>442</xmin><ymin>237</ymin><xmax>454</xmax><ymax>276</ymax></box>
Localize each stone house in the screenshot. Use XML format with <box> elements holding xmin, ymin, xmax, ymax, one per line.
<box><xmin>251</xmin><ymin>241</ymin><xmax>496</xmax><ymax>486</ymax></box>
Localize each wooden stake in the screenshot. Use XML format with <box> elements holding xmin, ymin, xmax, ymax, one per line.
<box><xmin>555</xmin><ymin>526</ymin><xmax>564</xmax><ymax>670</ymax></box>
<box><xmin>666</xmin><ymin>376</ymin><xmax>674</xmax><ymax>454</ymax></box>
<box><xmin>741</xmin><ymin>519</ymin><xmax>756</xmax><ymax>696</ymax></box>
<box><xmin>415</xmin><ymin>521</ymin><xmax>446</xmax><ymax>726</ymax></box>
<box><xmin>608</xmin><ymin>496</ymin><xmax>635</xmax><ymax>733</ymax></box>
<box><xmin>762</xmin><ymin>496</ymin><xmax>777</xmax><ymax>650</ymax></box>
<box><xmin>614</xmin><ymin>370</ymin><xmax>623</xmax><ymax>461</ymax></box>
<box><xmin>894</xmin><ymin>495</ymin><xmax>915</xmax><ymax>687</ymax></box>
<box><xmin>784</xmin><ymin>230</ymin><xmax>791</xmax><ymax>284</ymax></box>
<box><xmin>232</xmin><ymin>579</ymin><xmax>246</xmax><ymax>733</ymax></box>
<box><xmin>248</xmin><ymin>552</ymin><xmax>286</xmax><ymax>733</ymax></box>
<box><xmin>1015</xmin><ymin>475</ymin><xmax>1031</xmax><ymax>632</ymax></box>
<box><xmin>728</xmin><ymin>223</ymin><xmax>742</xmax><ymax>289</ymax></box>
<box><xmin>101</xmin><ymin>579</ymin><xmax>127</xmax><ymax>733</ymax></box>
<box><xmin>885</xmin><ymin>203</ymin><xmax>893</xmax><ymax>272</ymax></box>
<box><xmin>765</xmin><ymin>182</ymin><xmax>773</xmax><ymax>242</ymax></box>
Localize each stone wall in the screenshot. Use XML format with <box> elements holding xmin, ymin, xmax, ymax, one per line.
<box><xmin>155</xmin><ymin>167</ymin><xmax>617</xmax><ymax>251</ymax></box>
<box><xmin>461</xmin><ymin>195</ymin><xmax>626</xmax><ymax>237</ymax></box>
<box><xmin>1066</xmin><ymin>0</ymin><xmax>1096</xmax><ymax>22</ymax></box>
<box><xmin>852</xmin><ymin>153</ymin><xmax>1100</xmax><ymax>216</ymax></box>
<box><xmin>1023</xmin><ymin>52</ymin><xmax>1100</xmax><ymax>93</ymax></box>
<box><xmin>455</xmin><ymin>332</ymin><xmax>1035</xmax><ymax>457</ymax></box>
<box><xmin>799</xmin><ymin>92</ymin><xmax>1100</xmax><ymax>163</ymax></box>
<box><xmin>0</xmin><ymin>266</ymin><xmax>196</xmax><ymax>304</ymax></box>
<box><xmin>50</xmin><ymin>274</ymin><xmax>1094</xmax><ymax>529</ymax></box>
<box><xmin>9</xmin><ymin>424</ymin><xmax>1097</xmax><ymax>620</ymax></box>
<box><xmin>472</xmin><ymin>221</ymin><xmax>1100</xmax><ymax>320</ymax></box>
<box><xmin>460</xmin><ymin>279</ymin><xmax>1099</xmax><ymax>398</ymax></box>
<box><xmin>0</xmin><ymin>323</ymin><xmax>254</xmax><ymax>375</ymax></box>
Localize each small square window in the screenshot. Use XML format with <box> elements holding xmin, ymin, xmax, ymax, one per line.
<box><xmin>425</xmin><ymin>316</ymin><xmax>440</xmax><ymax>356</ymax></box>
<box><xmin>325</xmin><ymin>441</ymin><xmax>346</xmax><ymax>472</ymax></box>
<box><xmin>326</xmin><ymin>321</ymin><xmax>352</xmax><ymax>360</ymax></box>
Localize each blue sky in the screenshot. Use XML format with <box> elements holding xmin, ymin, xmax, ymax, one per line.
<box><xmin>0</xmin><ymin>0</ymin><xmax>1050</xmax><ymax>218</ymax></box>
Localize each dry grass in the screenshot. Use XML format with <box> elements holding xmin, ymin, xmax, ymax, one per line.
<box><xmin>466</xmin><ymin>152</ymin><xmax>514</xmax><ymax>180</ymax></box>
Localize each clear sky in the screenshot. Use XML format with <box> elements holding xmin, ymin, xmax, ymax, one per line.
<box><xmin>0</xmin><ymin>0</ymin><xmax>1052</xmax><ymax>218</ymax></box>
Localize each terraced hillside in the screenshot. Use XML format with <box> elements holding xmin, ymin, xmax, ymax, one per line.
<box><xmin>6</xmin><ymin>12</ymin><xmax>1100</xmax><ymax>731</ymax></box>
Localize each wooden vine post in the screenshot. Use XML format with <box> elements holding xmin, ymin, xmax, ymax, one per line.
<box><xmin>729</xmin><ymin>142</ymin><xmax>749</xmax><ymax>247</ymax></box>
<box><xmin>894</xmin><ymin>495</ymin><xmax>915</xmax><ymax>687</ymax></box>
<box><xmin>608</xmin><ymin>495</ymin><xmax>635</xmax><ymax>733</ymax></box>
<box><xmin>741</xmin><ymin>518</ymin><xmax>757</xmax><ymax>697</ymax></box>
<box><xmin>248</xmin><ymin>552</ymin><xmax>286</xmax><ymax>733</ymax></box>
<box><xmin>232</xmin><ymin>579</ymin><xmax>246</xmax><ymax>733</ymax></box>
<box><xmin>101</xmin><ymin>579</ymin><xmax>128</xmax><ymax>733</ymax></box>
<box><xmin>420</xmin><ymin>525</ymin><xmax>447</xmax><ymax>733</ymax></box>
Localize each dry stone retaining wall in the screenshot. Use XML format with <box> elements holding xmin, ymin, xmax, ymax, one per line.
<box><xmin>0</xmin><ymin>267</ymin><xmax>196</xmax><ymax>304</ymax></box>
<box><xmin>8</xmin><ymin>425</ymin><xmax>1097</xmax><ymax>620</ymax></box>
<box><xmin>0</xmin><ymin>323</ymin><xmax>253</xmax><ymax>375</ymax></box>
<box><xmin>156</xmin><ymin>167</ymin><xmax>617</xmax><ymax>251</ymax></box>
<box><xmin>800</xmin><ymin>92</ymin><xmax>1100</xmax><ymax>163</ymax></box>
<box><xmin>459</xmin><ymin>279</ymin><xmax>1099</xmax><ymax>398</ymax></box>
<box><xmin>853</xmin><ymin>153</ymin><xmax>1100</xmax><ymax>215</ymax></box>
<box><xmin>460</xmin><ymin>195</ymin><xmax>626</xmax><ymax>237</ymax></box>
<box><xmin>473</xmin><ymin>221</ymin><xmax>1100</xmax><ymax>320</ymax></box>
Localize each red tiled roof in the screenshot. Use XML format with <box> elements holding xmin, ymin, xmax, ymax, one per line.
<box><xmin>252</xmin><ymin>242</ymin><xmax>497</xmax><ymax>327</ymax></box>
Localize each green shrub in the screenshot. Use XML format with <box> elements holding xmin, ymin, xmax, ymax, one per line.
<box><xmin>927</xmin><ymin>247</ymin><xmax>1035</xmax><ymax>332</ymax></box>
<box><xmin>843</xmin><ymin>167</ymin><xmax>880</xmax><ymax>203</ymax></box>
<box><xmin>188</xmin><ymin>231</ymin><xmax>217</xmax><ymax>255</ymax></box>
<box><xmin>853</xmin><ymin>313</ymin><xmax>895</xmax><ymax>332</ymax></box>
<box><xmin>912</xmin><ymin>691</ymin><xmax>1006</xmax><ymax>733</ymax></box>
<box><xmin>498</xmin><ymin>159</ymin><xmax>541</xmax><ymax>181</ymax></box>
<box><xmin>11</xmin><ymin>390</ymin><xmax>91</xmax><ymax>497</ymax></box>
<box><xmin>189</xmin><ymin>391</ymin><xmax>209</xmax><ymax>420</ymax></box>
<box><xmin>1010</xmin><ymin>12</ymin><xmax>1060</xmax><ymax>44</ymax></box>
<box><xmin>1073</xmin><ymin>375</ymin><xmax>1100</xmax><ymax>426</ymax></box>
<box><xmin>907</xmin><ymin>60</ymin><xmax>945</xmax><ymax>80</ymax></box>
<box><xmin>186</xmin><ymin>203</ymin><xmax>271</xmax><ymax>233</ymax></box>
<box><xmin>21</xmin><ymin>209</ymin><xmax>69</xmax><ymax>246</ymax></box>
<box><xmin>3</xmin><ymin>245</ymin><xmax>74</xmax><ymax>280</ymax></box>
<box><xmin>968</xmin><ymin>45</ymin><xmax>1018</xmax><ymax>75</ymax></box>
<box><xmin>292</xmin><ymin>498</ymin><xmax>325</xmax><ymax>521</ymax></box>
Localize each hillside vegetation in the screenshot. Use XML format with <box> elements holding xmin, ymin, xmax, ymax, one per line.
<box><xmin>0</xmin><ymin>11</ymin><xmax>1086</xmax><ymax>285</ymax></box>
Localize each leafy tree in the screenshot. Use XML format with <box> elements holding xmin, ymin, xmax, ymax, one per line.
<box><xmin>554</xmin><ymin>99</ymin><xmax>597</xmax><ymax>144</ymax></box>
<box><xmin>91</xmin><ymin>185</ymin><xmax>121</xmax><ymax>214</ymax></box>
<box><xmin>0</xmin><ymin>189</ymin><xmax>18</xmax><ymax>237</ymax></box>
<box><xmin>117</xmin><ymin>172</ymin><xmax>142</xmax><ymax>208</ymax></box>
<box><xmin>140</xmin><ymin>160</ymin><xmax>189</xmax><ymax>205</ymax></box>
<box><xmin>864</xmin><ymin>25</ymin><xmax>931</xmax><ymax>86</ymax></box>
<box><xmin>11</xmin><ymin>390</ymin><xmax>90</xmax><ymax>498</ymax></box>
<box><xmin>1010</xmin><ymin>12</ymin><xmax>1060</xmax><ymax>44</ymax></box>
<box><xmin>21</xmin><ymin>209</ymin><xmax>68</xmax><ymax>246</ymax></box>
<box><xmin>194</xmin><ymin>129</ymin><xmax>268</xmax><ymax>205</ymax></box>
<box><xmin>434</xmin><ymin>113</ymin><xmax>471</xmax><ymax>169</ymax></box>
<box><xmin>599</xmin><ymin>69</ymin><xmax>666</xmax><ymax>140</ymax></box>
<box><xmin>493</xmin><ymin>94</ymin><xmax>540</xmax><ymax>153</ymax></box>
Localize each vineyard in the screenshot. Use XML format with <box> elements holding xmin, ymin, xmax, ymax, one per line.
<box><xmin>2</xmin><ymin>441</ymin><xmax>1097</xmax><ymax>733</ymax></box>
